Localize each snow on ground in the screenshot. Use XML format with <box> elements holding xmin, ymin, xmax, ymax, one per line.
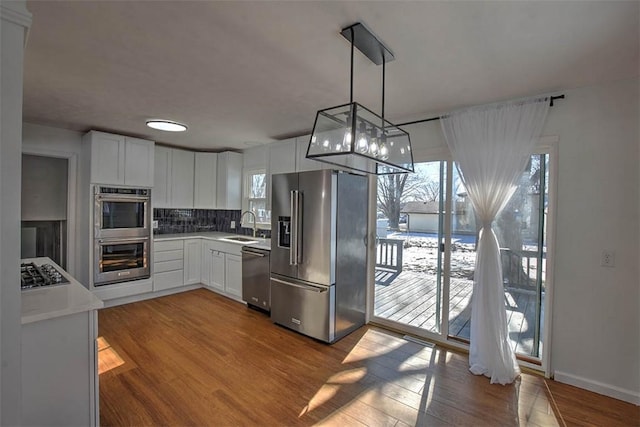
<box><xmin>386</xmin><ymin>231</ymin><xmax>477</xmax><ymax>279</ymax></box>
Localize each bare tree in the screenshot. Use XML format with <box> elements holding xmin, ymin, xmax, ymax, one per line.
<box><xmin>416</xmin><ymin>179</ymin><xmax>440</xmax><ymax>202</ymax></box>
<box><xmin>377</xmin><ymin>173</ymin><xmax>422</xmax><ymax>230</ymax></box>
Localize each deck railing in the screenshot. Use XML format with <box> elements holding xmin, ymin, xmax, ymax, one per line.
<box><xmin>376</xmin><ymin>238</ymin><xmax>403</xmax><ymax>273</ymax></box>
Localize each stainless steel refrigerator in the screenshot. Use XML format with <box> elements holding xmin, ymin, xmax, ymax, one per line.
<box><xmin>270</xmin><ymin>169</ymin><xmax>368</xmax><ymax>343</ymax></box>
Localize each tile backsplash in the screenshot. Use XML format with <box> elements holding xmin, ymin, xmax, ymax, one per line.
<box><xmin>153</xmin><ymin>209</ymin><xmax>270</xmax><ymax>238</ymax></box>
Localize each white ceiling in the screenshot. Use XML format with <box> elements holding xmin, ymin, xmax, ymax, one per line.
<box><xmin>23</xmin><ymin>1</ymin><xmax>639</xmax><ymax>151</ymax></box>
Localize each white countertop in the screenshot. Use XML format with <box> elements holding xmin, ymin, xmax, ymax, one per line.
<box><xmin>21</xmin><ymin>257</ymin><xmax>104</xmax><ymax>325</ymax></box>
<box><xmin>154</xmin><ymin>231</ymin><xmax>271</xmax><ymax>251</ymax></box>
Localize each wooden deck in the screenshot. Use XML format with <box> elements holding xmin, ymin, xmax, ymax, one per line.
<box><xmin>375</xmin><ymin>269</ymin><xmax>541</xmax><ymax>357</ymax></box>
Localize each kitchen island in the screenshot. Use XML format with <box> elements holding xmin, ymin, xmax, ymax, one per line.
<box><xmin>21</xmin><ymin>257</ymin><xmax>103</xmax><ymax>427</ymax></box>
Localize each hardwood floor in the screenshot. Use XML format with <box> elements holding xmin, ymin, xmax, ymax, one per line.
<box><xmin>98</xmin><ymin>289</ymin><xmax>639</xmax><ymax>426</ymax></box>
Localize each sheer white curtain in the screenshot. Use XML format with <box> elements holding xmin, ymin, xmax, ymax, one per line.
<box><xmin>441</xmin><ymin>98</ymin><xmax>549</xmax><ymax>384</ymax></box>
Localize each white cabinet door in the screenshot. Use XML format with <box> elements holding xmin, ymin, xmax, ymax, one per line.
<box><xmin>124</xmin><ymin>137</ymin><xmax>155</xmax><ymax>187</ymax></box>
<box><xmin>170</xmin><ymin>149</ymin><xmax>195</xmax><ymax>208</ymax></box>
<box><xmin>225</xmin><ymin>253</ymin><xmax>242</xmax><ymax>299</ymax></box>
<box><xmin>267</xmin><ymin>139</ymin><xmax>297</xmax><ymax>210</ymax></box>
<box><xmin>200</xmin><ymin>241</ymin><xmax>213</xmax><ymax>286</ymax></box>
<box><xmin>217</xmin><ymin>151</ymin><xmax>243</xmax><ymax>209</ymax></box>
<box><xmin>242</xmin><ymin>145</ymin><xmax>268</xmax><ymax>171</ymax></box>
<box><xmin>296</xmin><ymin>134</ymin><xmax>325</xmax><ymax>172</ymax></box>
<box><xmin>153</xmin><ymin>146</ymin><xmax>172</xmax><ymax>208</ymax></box>
<box><xmin>269</xmin><ymin>139</ymin><xmax>297</xmax><ymax>175</ymax></box>
<box><xmin>194</xmin><ymin>152</ymin><xmax>218</xmax><ymax>209</ymax></box>
<box><xmin>183</xmin><ymin>239</ymin><xmax>202</xmax><ymax>285</ymax></box>
<box><xmin>88</xmin><ymin>131</ymin><xmax>125</xmax><ymax>185</ymax></box>
<box><xmin>209</xmin><ymin>250</ymin><xmax>225</xmax><ymax>291</ymax></box>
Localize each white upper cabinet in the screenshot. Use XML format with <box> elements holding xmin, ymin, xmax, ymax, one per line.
<box><xmin>85</xmin><ymin>130</ymin><xmax>154</xmax><ymax>187</ymax></box>
<box><xmin>169</xmin><ymin>149</ymin><xmax>195</xmax><ymax>208</ymax></box>
<box><xmin>124</xmin><ymin>136</ymin><xmax>155</xmax><ymax>187</ymax></box>
<box><xmin>269</xmin><ymin>138</ymin><xmax>297</xmax><ymax>175</ymax></box>
<box><xmin>243</xmin><ymin>145</ymin><xmax>268</xmax><ymax>171</ymax></box>
<box><xmin>194</xmin><ymin>152</ymin><xmax>218</xmax><ymax>209</ymax></box>
<box><xmin>216</xmin><ymin>151</ymin><xmax>243</xmax><ymax>209</ymax></box>
<box><xmin>296</xmin><ymin>134</ymin><xmax>326</xmax><ymax>172</ymax></box>
<box><xmin>154</xmin><ymin>146</ymin><xmax>194</xmax><ymax>208</ymax></box>
<box><xmin>154</xmin><ymin>148</ymin><xmax>241</xmax><ymax>210</ymax></box>
<box><xmin>154</xmin><ymin>146</ymin><xmax>172</xmax><ymax>207</ymax></box>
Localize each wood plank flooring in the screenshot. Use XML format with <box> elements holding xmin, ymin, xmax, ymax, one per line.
<box><xmin>375</xmin><ymin>270</ymin><xmax>542</xmax><ymax>357</ymax></box>
<box><xmin>98</xmin><ymin>289</ymin><xmax>639</xmax><ymax>426</ymax></box>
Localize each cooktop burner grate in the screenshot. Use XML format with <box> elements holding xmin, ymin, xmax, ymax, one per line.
<box><xmin>21</xmin><ymin>262</ymin><xmax>69</xmax><ymax>290</ymax></box>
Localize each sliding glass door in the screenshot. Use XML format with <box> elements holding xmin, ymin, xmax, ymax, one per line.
<box><xmin>373</xmin><ymin>161</ymin><xmax>446</xmax><ymax>334</ymax></box>
<box><xmin>372</xmin><ymin>152</ymin><xmax>551</xmax><ymax>361</ymax></box>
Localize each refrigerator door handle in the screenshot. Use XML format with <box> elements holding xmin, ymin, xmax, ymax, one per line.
<box><xmin>271</xmin><ymin>277</ymin><xmax>327</xmax><ymax>293</ymax></box>
<box><xmin>290</xmin><ymin>190</ymin><xmax>298</xmax><ymax>265</ymax></box>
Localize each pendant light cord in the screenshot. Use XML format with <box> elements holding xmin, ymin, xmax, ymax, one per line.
<box><xmin>350</xmin><ymin>27</ymin><xmax>354</xmax><ymax>104</ymax></box>
<box><xmin>382</xmin><ymin>57</ymin><xmax>386</xmax><ymax>122</ymax></box>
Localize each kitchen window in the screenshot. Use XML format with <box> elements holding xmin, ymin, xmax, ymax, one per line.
<box><xmin>243</xmin><ymin>169</ymin><xmax>270</xmax><ymax>227</ymax></box>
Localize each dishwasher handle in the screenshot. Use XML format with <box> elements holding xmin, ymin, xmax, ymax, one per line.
<box><xmin>241</xmin><ymin>249</ymin><xmax>267</xmax><ymax>257</ymax></box>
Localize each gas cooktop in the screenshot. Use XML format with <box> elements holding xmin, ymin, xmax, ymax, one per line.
<box><xmin>21</xmin><ymin>262</ymin><xmax>69</xmax><ymax>290</ymax></box>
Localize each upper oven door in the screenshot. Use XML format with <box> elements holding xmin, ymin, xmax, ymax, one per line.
<box><xmin>95</xmin><ymin>191</ymin><xmax>150</xmax><ymax>238</ymax></box>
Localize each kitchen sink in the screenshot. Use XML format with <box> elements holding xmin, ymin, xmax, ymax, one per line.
<box><xmin>219</xmin><ymin>236</ymin><xmax>259</xmax><ymax>244</ymax></box>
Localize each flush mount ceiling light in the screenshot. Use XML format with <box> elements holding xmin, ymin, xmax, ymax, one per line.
<box><xmin>146</xmin><ymin>120</ymin><xmax>188</xmax><ymax>132</ymax></box>
<box><xmin>306</xmin><ymin>23</ymin><xmax>414</xmax><ymax>175</ymax></box>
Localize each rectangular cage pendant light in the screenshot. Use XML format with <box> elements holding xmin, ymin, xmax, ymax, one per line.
<box><xmin>306</xmin><ymin>23</ymin><xmax>414</xmax><ymax>175</ymax></box>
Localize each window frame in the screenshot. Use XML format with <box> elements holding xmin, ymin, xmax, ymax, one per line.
<box><xmin>242</xmin><ymin>168</ymin><xmax>270</xmax><ymax>229</ymax></box>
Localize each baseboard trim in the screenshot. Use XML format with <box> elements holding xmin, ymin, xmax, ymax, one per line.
<box><xmin>554</xmin><ymin>370</ymin><xmax>640</xmax><ymax>405</ymax></box>
<box><xmin>102</xmin><ymin>284</ymin><xmax>202</xmax><ymax>308</ymax></box>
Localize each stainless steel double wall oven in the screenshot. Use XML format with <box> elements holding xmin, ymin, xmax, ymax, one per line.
<box><xmin>93</xmin><ymin>186</ymin><xmax>151</xmax><ymax>285</ymax></box>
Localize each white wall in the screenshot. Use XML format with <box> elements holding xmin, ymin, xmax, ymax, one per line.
<box><xmin>544</xmin><ymin>77</ymin><xmax>639</xmax><ymax>403</ymax></box>
<box><xmin>0</xmin><ymin>1</ymin><xmax>31</xmax><ymax>424</ymax></box>
<box><xmin>22</xmin><ymin>123</ymin><xmax>88</xmax><ymax>284</ymax></box>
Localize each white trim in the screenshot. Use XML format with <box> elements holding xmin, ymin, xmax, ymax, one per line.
<box><xmin>101</xmin><ymin>283</ymin><xmax>202</xmax><ymax>308</ymax></box>
<box><xmin>21</xmin><ymin>148</ymin><xmax>78</xmax><ymax>278</ymax></box>
<box><xmin>0</xmin><ymin>2</ymin><xmax>32</xmax><ymax>47</ymax></box>
<box><xmin>554</xmin><ymin>370</ymin><xmax>640</xmax><ymax>405</ymax></box>
<box><xmin>535</xmin><ymin>135</ymin><xmax>559</xmax><ymax>378</ymax></box>
<box><xmin>1</xmin><ymin>3</ymin><xmax>32</xmax><ymax>28</ymax></box>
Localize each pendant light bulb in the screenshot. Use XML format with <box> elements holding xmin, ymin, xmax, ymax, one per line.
<box><xmin>369</xmin><ymin>129</ymin><xmax>379</xmax><ymax>157</ymax></box>
<box><xmin>342</xmin><ymin>127</ymin><xmax>352</xmax><ymax>151</ymax></box>
<box><xmin>379</xmin><ymin>134</ymin><xmax>389</xmax><ymax>160</ymax></box>
<box><xmin>356</xmin><ymin>122</ymin><xmax>369</xmax><ymax>153</ymax></box>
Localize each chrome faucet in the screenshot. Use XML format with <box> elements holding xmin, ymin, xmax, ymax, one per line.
<box><xmin>241</xmin><ymin>210</ymin><xmax>257</xmax><ymax>238</ymax></box>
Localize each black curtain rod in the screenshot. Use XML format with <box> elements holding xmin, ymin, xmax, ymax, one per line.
<box><xmin>395</xmin><ymin>94</ymin><xmax>565</xmax><ymax>128</ymax></box>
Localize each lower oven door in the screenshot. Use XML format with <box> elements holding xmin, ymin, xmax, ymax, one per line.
<box><xmin>94</xmin><ymin>237</ymin><xmax>150</xmax><ymax>286</ymax></box>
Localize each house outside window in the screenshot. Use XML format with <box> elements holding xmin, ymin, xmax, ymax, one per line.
<box><xmin>243</xmin><ymin>169</ymin><xmax>270</xmax><ymax>227</ymax></box>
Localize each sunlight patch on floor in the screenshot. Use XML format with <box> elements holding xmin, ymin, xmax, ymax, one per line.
<box><xmin>97</xmin><ymin>336</ymin><xmax>125</xmax><ymax>374</ymax></box>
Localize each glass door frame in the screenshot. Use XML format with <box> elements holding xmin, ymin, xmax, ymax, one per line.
<box><xmin>366</xmin><ymin>137</ymin><xmax>558</xmax><ymax>378</ymax></box>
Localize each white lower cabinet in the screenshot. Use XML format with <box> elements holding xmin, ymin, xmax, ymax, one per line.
<box><xmin>200</xmin><ymin>240</ymin><xmax>243</xmax><ymax>300</ymax></box>
<box><xmin>153</xmin><ymin>240</ymin><xmax>184</xmax><ymax>291</ymax></box>
<box><xmin>209</xmin><ymin>250</ymin><xmax>225</xmax><ymax>292</ymax></box>
<box><xmin>183</xmin><ymin>239</ymin><xmax>202</xmax><ymax>285</ymax></box>
<box><xmin>154</xmin><ymin>238</ymin><xmax>244</xmax><ymax>300</ymax></box>
<box><xmin>225</xmin><ymin>254</ymin><xmax>242</xmax><ymax>298</ymax></box>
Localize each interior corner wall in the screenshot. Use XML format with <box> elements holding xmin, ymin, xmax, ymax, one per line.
<box><xmin>1</xmin><ymin>1</ymin><xmax>31</xmax><ymax>424</ymax></box>
<box><xmin>543</xmin><ymin>77</ymin><xmax>639</xmax><ymax>403</ymax></box>
<box><xmin>22</xmin><ymin>123</ymin><xmax>86</xmax><ymax>284</ymax></box>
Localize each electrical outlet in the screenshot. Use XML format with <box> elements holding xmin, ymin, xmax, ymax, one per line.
<box><xmin>230</xmin><ymin>221</ymin><xmax>236</xmax><ymax>229</ymax></box>
<box><xmin>152</xmin><ymin>220</ymin><xmax>159</xmax><ymax>229</ymax></box>
<box><xmin>601</xmin><ymin>250</ymin><xmax>615</xmax><ymax>267</ymax></box>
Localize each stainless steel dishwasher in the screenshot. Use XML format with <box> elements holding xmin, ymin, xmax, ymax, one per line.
<box><xmin>241</xmin><ymin>246</ymin><xmax>271</xmax><ymax>312</ymax></box>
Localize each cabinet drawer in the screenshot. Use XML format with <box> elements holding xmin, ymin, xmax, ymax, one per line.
<box><xmin>154</xmin><ymin>249</ymin><xmax>183</xmax><ymax>262</ymax></box>
<box><xmin>154</xmin><ymin>240</ymin><xmax>184</xmax><ymax>252</ymax></box>
<box><xmin>154</xmin><ymin>259</ymin><xmax>183</xmax><ymax>273</ymax></box>
<box><xmin>154</xmin><ymin>269</ymin><xmax>184</xmax><ymax>291</ymax></box>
